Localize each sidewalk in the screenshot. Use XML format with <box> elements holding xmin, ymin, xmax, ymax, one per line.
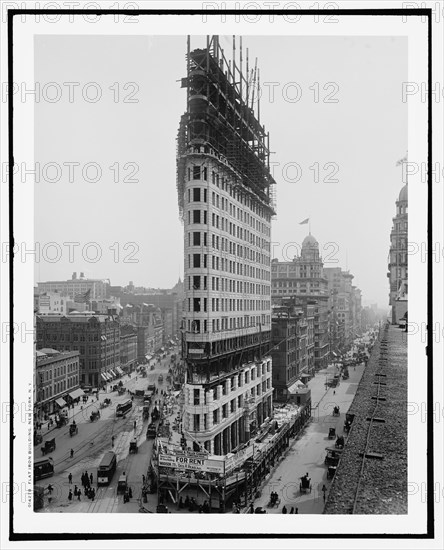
<box><xmin>252</xmin><ymin>362</ymin><xmax>366</xmax><ymax>514</ymax></box>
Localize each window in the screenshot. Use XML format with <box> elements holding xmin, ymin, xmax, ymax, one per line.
<box><xmin>193</xmin><ymin>414</ymin><xmax>200</xmax><ymax>432</ymax></box>
<box><xmin>193</xmin><ymin>166</ymin><xmax>201</xmax><ymax>180</ymax></box>
<box><xmin>193</xmin><ymin>298</ymin><xmax>201</xmax><ymax>312</ymax></box>
<box><xmin>193</xmin><ymin>276</ymin><xmax>200</xmax><ymax>289</ymax></box>
<box><xmin>193</xmin><ymin>188</ymin><xmax>201</xmax><ymax>201</ymax></box>
<box><xmin>222</xmin><ymin>404</ymin><xmax>228</xmax><ymax>418</ymax></box>
<box><xmin>193</xmin><ymin>232</ymin><xmax>201</xmax><ymax>246</ymax></box>
<box><xmin>213</xmin><ymin>409</ymin><xmax>219</xmax><ymax>425</ymax></box>
<box><xmin>193</xmin><ymin>254</ymin><xmax>201</xmax><ymax>268</ymax></box>
<box><xmin>193</xmin><ymin>210</ymin><xmax>201</xmax><ymax>224</ymax></box>
<box><xmin>194</xmin><ymin>389</ymin><xmax>200</xmax><ymax>405</ymax></box>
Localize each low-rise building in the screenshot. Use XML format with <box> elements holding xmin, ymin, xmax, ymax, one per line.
<box><xmin>35</xmin><ymin>348</ymin><xmax>81</xmax><ymax>417</ymax></box>
<box><xmin>36</xmin><ymin>312</ymin><xmax>120</xmax><ymax>387</ymax></box>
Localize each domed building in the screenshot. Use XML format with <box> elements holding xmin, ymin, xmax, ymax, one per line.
<box><xmin>271</xmin><ymin>232</ymin><xmax>330</xmax><ymax>377</ymax></box>
<box><xmin>388</xmin><ymin>184</ymin><xmax>408</xmax><ymax>324</ymax></box>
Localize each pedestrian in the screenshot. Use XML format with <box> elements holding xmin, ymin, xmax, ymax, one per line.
<box><xmin>322</xmin><ymin>484</ymin><xmax>327</xmax><ymax>502</ymax></box>
<box><xmin>74</xmin><ymin>485</ymin><xmax>78</xmax><ymax>496</ymax></box>
<box><xmin>134</xmin><ymin>420</ymin><xmax>137</xmax><ymax>430</ymax></box>
<box><xmin>282</xmin><ymin>506</ymin><xmax>287</xmax><ymax>514</ymax></box>
<box><xmin>333</xmin><ymin>390</ymin><xmax>335</xmax><ymax>395</ymax></box>
<box><xmin>90</xmin><ymin>473</ymin><xmax>93</xmax><ymax>485</ymax></box>
<box><xmin>68</xmin><ymin>489</ymin><xmax>73</xmax><ymax>501</ymax></box>
<box><xmin>68</xmin><ymin>473</ymin><xmax>73</xmax><ymax>484</ymax></box>
<box><xmin>289</xmin><ymin>507</ymin><xmax>294</xmax><ymax>514</ymax></box>
<box><xmin>77</xmin><ymin>490</ymin><xmax>81</xmax><ymax>501</ymax></box>
<box><xmin>111</xmin><ymin>436</ymin><xmax>115</xmax><ymax>447</ymax></box>
<box><xmin>128</xmin><ymin>487</ymin><xmax>133</xmax><ymax>499</ymax></box>
<box><xmin>295</xmin><ymin>508</ymin><xmax>298</xmax><ymax>514</ymax></box>
<box><xmin>47</xmin><ymin>484</ymin><xmax>53</xmax><ymax>495</ymax></box>
<box><xmin>70</xmin><ymin>448</ymin><xmax>74</xmax><ymax>458</ymax></box>
<box><xmin>91</xmin><ymin>488</ymin><xmax>95</xmax><ymax>501</ymax></box>
<box><xmin>142</xmin><ymin>474</ymin><xmax>146</xmax><ymax>485</ymax></box>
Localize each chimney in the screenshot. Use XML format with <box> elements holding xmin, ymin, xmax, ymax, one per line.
<box><xmin>72</xmin><ymin>272</ymin><xmax>77</xmax><ymax>280</ymax></box>
<box><xmin>80</xmin><ymin>272</ymin><xmax>85</xmax><ymax>279</ymax></box>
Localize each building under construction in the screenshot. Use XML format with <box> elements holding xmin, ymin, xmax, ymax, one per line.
<box><xmin>176</xmin><ymin>36</ymin><xmax>277</xmax><ymax>456</ymax></box>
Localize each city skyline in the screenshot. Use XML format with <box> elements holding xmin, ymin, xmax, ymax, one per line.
<box><xmin>34</xmin><ymin>34</ymin><xmax>406</xmax><ymax>321</ymax></box>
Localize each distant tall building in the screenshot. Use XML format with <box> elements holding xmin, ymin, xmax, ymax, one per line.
<box><xmin>37</xmin><ymin>272</ymin><xmax>109</xmax><ymax>301</ymax></box>
<box><xmin>388</xmin><ymin>184</ymin><xmax>408</xmax><ymax>324</ymax></box>
<box><xmin>324</xmin><ymin>267</ymin><xmax>362</xmax><ymax>350</ymax></box>
<box><xmin>271</xmin><ymin>234</ymin><xmax>330</xmax><ymax>370</ymax></box>
<box><xmin>176</xmin><ymin>36</ymin><xmax>276</xmax><ymax>454</ymax></box>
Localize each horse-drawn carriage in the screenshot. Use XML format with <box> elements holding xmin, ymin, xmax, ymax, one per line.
<box><xmin>90</xmin><ymin>410</ymin><xmax>101</xmax><ymax>422</ymax></box>
<box><xmin>69</xmin><ymin>423</ymin><xmax>78</xmax><ymax>437</ymax></box>
<box><xmin>41</xmin><ymin>438</ymin><xmax>56</xmax><ymax>455</ymax></box>
<box><xmin>129</xmin><ymin>437</ymin><xmax>138</xmax><ymax>454</ymax></box>
<box><xmin>299</xmin><ymin>474</ymin><xmax>312</xmax><ymax>494</ymax></box>
<box><xmin>327</xmin><ymin>465</ymin><xmax>337</xmax><ymax>480</ymax></box>
<box><xmin>335</xmin><ymin>435</ymin><xmax>345</xmax><ymax>449</ymax></box>
<box><xmin>56</xmin><ymin>416</ymin><xmax>68</xmax><ymax>428</ymax></box>
<box><xmin>151</xmin><ymin>407</ymin><xmax>160</xmax><ymax>422</ymax></box>
<box><xmin>324</xmin><ymin>448</ymin><xmax>341</xmax><ymax>467</ymax></box>
<box><xmin>267</xmin><ymin>491</ymin><xmax>281</xmax><ymax>508</ymax></box>
<box><xmin>332</xmin><ymin>406</ymin><xmax>340</xmax><ymax>417</ymax></box>
<box><xmin>142</xmin><ymin>405</ymin><xmax>150</xmax><ymax>421</ymax></box>
<box><xmin>158</xmin><ymin>374</ymin><xmax>164</xmax><ymax>384</ymax></box>
<box><xmin>118</xmin><ymin>387</ymin><xmax>126</xmax><ymax>395</ymax></box>
<box><xmin>328</xmin><ymin>427</ymin><xmax>336</xmax><ymax>439</ymax></box>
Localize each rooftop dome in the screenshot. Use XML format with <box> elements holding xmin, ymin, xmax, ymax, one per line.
<box><xmin>302</xmin><ymin>233</ymin><xmax>318</xmax><ymax>248</ymax></box>
<box><xmin>399</xmin><ymin>184</ymin><xmax>408</xmax><ymax>202</ymax></box>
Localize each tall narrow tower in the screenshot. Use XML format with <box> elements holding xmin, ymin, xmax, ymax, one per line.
<box><xmin>176</xmin><ymin>36</ymin><xmax>276</xmax><ymax>455</ymax></box>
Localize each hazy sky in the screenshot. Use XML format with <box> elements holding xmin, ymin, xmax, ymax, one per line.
<box><xmin>35</xmin><ymin>34</ymin><xmax>407</xmax><ymax>307</ymax></box>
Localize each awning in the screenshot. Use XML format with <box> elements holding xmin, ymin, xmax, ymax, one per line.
<box><xmin>55</xmin><ymin>398</ymin><xmax>65</xmax><ymax>408</ymax></box>
<box><xmin>116</xmin><ymin>367</ymin><xmax>124</xmax><ymax>375</ymax></box>
<box><xmin>160</xmin><ymin>347</ymin><xmax>165</xmax><ymax>351</ymax></box>
<box><xmin>331</xmin><ymin>351</ymin><xmax>338</xmax><ymax>357</ymax></box>
<box><xmin>109</xmin><ymin>370</ymin><xmax>117</xmax><ymax>378</ymax></box>
<box><xmin>100</xmin><ymin>373</ymin><xmax>108</xmax><ymax>381</ymax></box>
<box><xmin>145</xmin><ymin>355</ymin><xmax>152</xmax><ymax>361</ymax></box>
<box><xmin>287</xmin><ymin>380</ymin><xmax>306</xmax><ymax>394</ymax></box>
<box><xmin>68</xmin><ymin>388</ymin><xmax>84</xmax><ymax>400</ymax></box>
<box><xmin>169</xmin><ymin>340</ymin><xmax>175</xmax><ymax>346</ymax></box>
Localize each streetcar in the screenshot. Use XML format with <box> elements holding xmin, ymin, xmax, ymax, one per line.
<box><xmin>34</xmin><ymin>457</ymin><xmax>54</xmax><ymax>481</ymax></box>
<box><xmin>116</xmin><ymin>400</ymin><xmax>132</xmax><ymax>417</ymax></box>
<box><xmin>97</xmin><ymin>451</ymin><xmax>117</xmax><ymax>486</ymax></box>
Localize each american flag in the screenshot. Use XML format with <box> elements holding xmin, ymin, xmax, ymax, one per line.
<box><xmin>74</xmin><ymin>289</ymin><xmax>91</xmax><ymax>303</ymax></box>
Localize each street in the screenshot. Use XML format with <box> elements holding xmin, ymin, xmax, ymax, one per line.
<box><xmin>36</xmin><ymin>347</ymin><xmax>180</xmax><ymax>513</ymax></box>
<box><xmin>252</xmin><ymin>359</ymin><xmax>366</xmax><ymax>514</ymax></box>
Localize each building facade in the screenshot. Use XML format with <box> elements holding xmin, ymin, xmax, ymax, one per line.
<box><xmin>35</xmin><ymin>349</ymin><xmax>80</xmax><ymax>417</ymax></box>
<box><xmin>271</xmin><ymin>308</ymin><xmax>299</xmax><ymax>401</ymax></box>
<box><xmin>120</xmin><ymin>326</ymin><xmax>138</xmax><ymax>372</ymax></box>
<box><xmin>34</xmin><ymin>291</ymin><xmax>71</xmax><ymax>315</ymax></box>
<box><xmin>324</xmin><ymin>267</ymin><xmax>361</xmax><ymax>351</ymax></box>
<box><xmin>388</xmin><ymin>184</ymin><xmax>408</xmax><ymax>324</ymax></box>
<box><xmin>37</xmin><ymin>272</ymin><xmax>109</xmax><ymax>300</ymax></box>
<box><xmin>176</xmin><ymin>37</ymin><xmax>275</xmax><ymax>454</ymax></box>
<box><xmin>36</xmin><ymin>312</ymin><xmax>120</xmax><ymax>387</ymax></box>
<box><xmin>271</xmin><ymin>234</ymin><xmax>330</xmax><ymax>371</ymax></box>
